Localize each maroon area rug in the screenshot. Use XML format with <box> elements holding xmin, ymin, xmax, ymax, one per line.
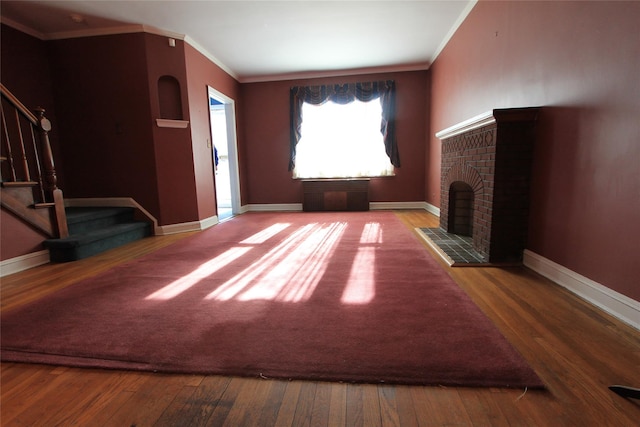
<box><xmin>1</xmin><ymin>212</ymin><xmax>543</xmax><ymax>388</ymax></box>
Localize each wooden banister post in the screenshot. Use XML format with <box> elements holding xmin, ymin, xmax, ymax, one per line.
<box><xmin>34</xmin><ymin>107</ymin><xmax>58</xmax><ymax>194</ymax></box>
<box><xmin>34</xmin><ymin>107</ymin><xmax>68</xmax><ymax>238</ymax></box>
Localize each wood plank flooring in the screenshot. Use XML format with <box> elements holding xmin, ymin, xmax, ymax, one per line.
<box><xmin>1</xmin><ymin>210</ymin><xmax>639</xmax><ymax>426</ymax></box>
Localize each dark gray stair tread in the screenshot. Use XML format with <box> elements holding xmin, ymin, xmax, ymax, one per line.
<box><xmin>65</xmin><ymin>207</ymin><xmax>134</xmax><ymax>225</ymax></box>
<box><xmin>44</xmin><ymin>206</ymin><xmax>151</xmax><ymax>262</ymax></box>
<box><xmin>44</xmin><ymin>221</ymin><xmax>150</xmax><ymax>248</ymax></box>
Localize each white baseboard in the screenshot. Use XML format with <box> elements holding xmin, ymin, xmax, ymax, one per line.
<box><xmin>199</xmin><ymin>215</ymin><xmax>218</xmax><ymax>230</ymax></box>
<box><xmin>66</xmin><ymin>197</ymin><xmax>221</xmax><ymax>235</ymax></box>
<box><xmin>157</xmin><ymin>215</ymin><xmax>219</xmax><ymax>235</ymax></box>
<box><xmin>158</xmin><ymin>203</ymin><xmax>304</xmax><ymax>233</ymax></box>
<box><xmin>245</xmin><ymin>203</ymin><xmax>303</xmax><ymax>212</ymax></box>
<box><xmin>370</xmin><ymin>201</ymin><xmax>431</xmax><ymax>210</ymax></box>
<box><xmin>0</xmin><ymin>250</ymin><xmax>49</xmax><ymax>277</ymax></box>
<box><xmin>523</xmin><ymin>250</ymin><xmax>639</xmax><ymax>331</ymax></box>
<box><xmin>371</xmin><ymin>201</ymin><xmax>440</xmax><ymax>216</ymax></box>
<box><xmin>424</xmin><ymin>202</ymin><xmax>440</xmax><ymax>217</ymax></box>
<box><xmin>420</xmin><ymin>206</ymin><xmax>637</xmax><ymax>330</ymax></box>
<box><xmin>244</xmin><ymin>202</ymin><xmax>439</xmax><ymax>213</ymax></box>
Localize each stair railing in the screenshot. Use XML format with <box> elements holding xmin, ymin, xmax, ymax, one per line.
<box><xmin>1</xmin><ymin>83</ymin><xmax>68</xmax><ymax>238</ymax></box>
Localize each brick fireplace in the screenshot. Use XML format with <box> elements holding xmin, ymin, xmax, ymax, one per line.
<box><xmin>434</xmin><ymin>108</ymin><xmax>539</xmax><ymax>264</ymax></box>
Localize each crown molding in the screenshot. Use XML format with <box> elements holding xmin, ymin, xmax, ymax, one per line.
<box><xmin>2</xmin><ymin>8</ymin><xmax>458</xmax><ymax>86</ymax></box>
<box><xmin>45</xmin><ymin>24</ymin><xmax>145</xmax><ymax>40</ymax></box>
<box><xmin>0</xmin><ymin>16</ymin><xmax>46</xmax><ymax>39</ymax></box>
<box><xmin>183</xmin><ymin>35</ymin><xmax>239</xmax><ymax>81</ymax></box>
<box><xmin>238</xmin><ymin>62</ymin><xmax>431</xmax><ymax>84</ymax></box>
<box><xmin>44</xmin><ymin>24</ymin><xmax>185</xmax><ymax>41</ymax></box>
<box><xmin>430</xmin><ymin>0</ymin><xmax>478</xmax><ymax>64</ymax></box>
<box><xmin>1</xmin><ymin>16</ymin><xmax>239</xmax><ymax>82</ymax></box>
<box><xmin>1</xmin><ymin>17</ymin><xmax>186</xmax><ymax>42</ymax></box>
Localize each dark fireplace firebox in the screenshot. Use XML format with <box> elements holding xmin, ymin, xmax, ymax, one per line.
<box><xmin>426</xmin><ymin>108</ymin><xmax>540</xmax><ymax>265</ymax></box>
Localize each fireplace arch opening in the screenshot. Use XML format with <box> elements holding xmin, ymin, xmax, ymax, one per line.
<box><xmin>448</xmin><ymin>181</ymin><xmax>474</xmax><ymax>237</ymax></box>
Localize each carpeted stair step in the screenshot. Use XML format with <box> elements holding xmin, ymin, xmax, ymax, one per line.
<box><xmin>44</xmin><ymin>207</ymin><xmax>152</xmax><ymax>262</ymax></box>
<box><xmin>65</xmin><ymin>207</ymin><xmax>136</xmax><ymax>235</ymax></box>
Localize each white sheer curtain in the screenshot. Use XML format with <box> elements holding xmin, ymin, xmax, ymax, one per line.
<box><xmin>293</xmin><ymin>100</ymin><xmax>394</xmax><ymax>179</ymax></box>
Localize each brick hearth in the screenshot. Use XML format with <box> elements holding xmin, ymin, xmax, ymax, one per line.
<box><xmin>435</xmin><ymin>108</ymin><xmax>539</xmax><ymax>263</ymax></box>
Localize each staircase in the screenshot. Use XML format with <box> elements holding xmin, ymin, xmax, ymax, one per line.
<box><xmin>1</xmin><ymin>83</ymin><xmax>68</xmax><ymax>239</ymax></box>
<box><xmin>44</xmin><ymin>207</ymin><xmax>152</xmax><ymax>262</ymax></box>
<box><xmin>2</xmin><ymin>84</ymin><xmax>153</xmax><ymax>264</ymax></box>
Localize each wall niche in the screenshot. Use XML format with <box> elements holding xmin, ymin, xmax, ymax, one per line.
<box><xmin>156</xmin><ymin>75</ymin><xmax>188</xmax><ymax>128</ymax></box>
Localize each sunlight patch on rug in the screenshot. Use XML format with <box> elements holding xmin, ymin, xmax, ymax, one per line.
<box><xmin>146</xmin><ymin>246</ymin><xmax>251</xmax><ymax>300</ymax></box>
<box><xmin>342</xmin><ymin>246</ymin><xmax>376</xmax><ymax>304</ymax></box>
<box><xmin>207</xmin><ymin>221</ymin><xmax>347</xmax><ymax>303</ymax></box>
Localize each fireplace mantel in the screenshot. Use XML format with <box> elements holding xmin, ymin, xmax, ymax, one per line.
<box><xmin>435</xmin><ymin>107</ymin><xmax>540</xmax><ymax>263</ymax></box>
<box><xmin>436</xmin><ymin>110</ymin><xmax>497</xmax><ymax>140</ymax></box>
<box><xmin>436</xmin><ymin>108</ymin><xmax>540</xmax><ymax>140</ymax></box>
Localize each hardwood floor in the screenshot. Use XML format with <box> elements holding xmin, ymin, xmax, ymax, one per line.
<box><xmin>1</xmin><ymin>210</ymin><xmax>639</xmax><ymax>426</ymax></box>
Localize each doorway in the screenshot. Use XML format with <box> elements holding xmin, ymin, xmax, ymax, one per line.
<box><xmin>208</xmin><ymin>86</ymin><xmax>241</xmax><ymax>221</ymax></box>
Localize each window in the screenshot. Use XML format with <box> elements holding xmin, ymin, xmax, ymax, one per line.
<box><xmin>289</xmin><ymin>81</ymin><xmax>400</xmax><ymax>179</ymax></box>
<box><xmin>293</xmin><ymin>99</ymin><xmax>394</xmax><ymax>178</ymax></box>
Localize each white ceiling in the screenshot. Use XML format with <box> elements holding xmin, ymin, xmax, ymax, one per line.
<box><xmin>1</xmin><ymin>1</ymin><xmax>475</xmax><ymax>83</ymax></box>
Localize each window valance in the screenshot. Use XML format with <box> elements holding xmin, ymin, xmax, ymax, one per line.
<box><xmin>289</xmin><ymin>80</ymin><xmax>400</xmax><ymax>171</ymax></box>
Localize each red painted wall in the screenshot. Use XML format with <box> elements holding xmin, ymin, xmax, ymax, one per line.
<box><xmin>240</xmin><ymin>71</ymin><xmax>428</xmax><ymax>205</ymax></box>
<box><xmin>0</xmin><ymin>25</ymin><xmax>63</xmax><ymax>175</ymax></box>
<box><xmin>429</xmin><ymin>1</ymin><xmax>640</xmax><ymax>300</ymax></box>
<box><xmin>48</xmin><ymin>33</ymin><xmax>207</xmax><ymax>226</ymax></box>
<box><xmin>1</xmin><ymin>24</ymin><xmax>59</xmax><ymax>261</ymax></box>
<box><xmin>0</xmin><ymin>210</ymin><xmax>47</xmax><ymax>260</ymax></box>
<box><xmin>0</xmin><ymin>26</ymin><xmax>242</xmax><ymax>261</ymax></box>
<box><xmin>142</xmin><ymin>34</ymin><xmax>200</xmax><ymax>225</ymax></box>
<box><xmin>48</xmin><ymin>33</ymin><xmax>162</xmax><ymax>218</ymax></box>
<box><xmin>184</xmin><ymin>44</ymin><xmax>243</xmax><ymax>220</ymax></box>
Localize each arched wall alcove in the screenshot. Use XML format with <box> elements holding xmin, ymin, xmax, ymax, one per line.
<box><xmin>157</xmin><ymin>75</ymin><xmax>183</xmax><ymax>120</ymax></box>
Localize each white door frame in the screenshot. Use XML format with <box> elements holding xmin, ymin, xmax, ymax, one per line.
<box><xmin>207</xmin><ymin>86</ymin><xmax>241</xmax><ymax>216</ymax></box>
